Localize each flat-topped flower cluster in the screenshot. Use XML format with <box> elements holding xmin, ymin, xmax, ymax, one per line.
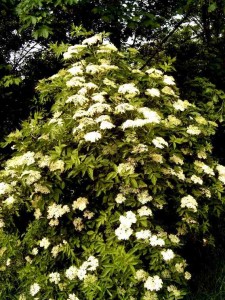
<box><xmin>0</xmin><ymin>33</ymin><xmax>224</xmax><ymax>299</ymax></box>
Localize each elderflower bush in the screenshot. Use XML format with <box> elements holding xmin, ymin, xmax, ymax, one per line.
<box><xmin>0</xmin><ymin>33</ymin><xmax>224</xmax><ymax>299</ymax></box>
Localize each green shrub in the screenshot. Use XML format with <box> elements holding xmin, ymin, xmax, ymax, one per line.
<box><xmin>0</xmin><ymin>33</ymin><xmax>224</xmax><ymax>299</ymax></box>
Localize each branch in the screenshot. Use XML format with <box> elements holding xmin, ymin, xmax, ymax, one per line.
<box><xmin>140</xmin><ymin>12</ymin><xmax>191</xmax><ymax>70</ymax></box>
<box><xmin>13</xmin><ymin>42</ymin><xmax>42</xmax><ymax>70</ymax></box>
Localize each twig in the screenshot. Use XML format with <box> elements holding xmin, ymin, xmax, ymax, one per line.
<box><xmin>140</xmin><ymin>12</ymin><xmax>191</xmax><ymax>70</ymax></box>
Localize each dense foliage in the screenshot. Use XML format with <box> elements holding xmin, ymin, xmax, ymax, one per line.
<box><xmin>0</xmin><ymin>34</ymin><xmax>224</xmax><ymax>299</ymax></box>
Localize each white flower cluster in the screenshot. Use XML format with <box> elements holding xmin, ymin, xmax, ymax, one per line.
<box><xmin>39</xmin><ymin>237</ymin><xmax>50</xmax><ymax>249</ymax></box>
<box><xmin>68</xmin><ymin>65</ymin><xmax>84</xmax><ymax>76</ymax></box>
<box><xmin>164</xmin><ymin>115</ymin><xmax>182</xmax><ymax>127</ymax></box>
<box><xmin>49</xmin><ymin>160</ymin><xmax>65</xmax><ymax>173</ymax></box>
<box><xmin>161</xmin><ymin>86</ymin><xmax>175</xmax><ymax>95</ymax></box>
<box><xmin>138</xmin><ymin>108</ymin><xmax>161</xmax><ymax>123</ymax></box>
<box><xmin>150</xmin><ymin>153</ymin><xmax>163</xmax><ymax>163</ymax></box>
<box><xmin>3</xmin><ymin>196</ymin><xmax>15</xmax><ymax>206</ymax></box>
<box><xmin>49</xmin><ymin>272</ymin><xmax>60</xmax><ymax>284</ymax></box>
<box><xmin>144</xmin><ymin>275</ymin><xmax>163</xmax><ymax>291</ymax></box>
<box><xmin>170</xmin><ymin>155</ymin><xmax>184</xmax><ymax>165</ymax></box>
<box><xmin>170</xmin><ymin>167</ymin><xmax>185</xmax><ymax>181</ymax></box>
<box><xmin>98</xmin><ymin>42</ymin><xmax>118</xmax><ymax>52</ymax></box>
<box><xmin>132</xmin><ymin>143</ymin><xmax>148</xmax><ymax>153</ymax></box>
<box><xmin>135</xmin><ymin>269</ymin><xmax>148</xmax><ymax>281</ymax></box>
<box><xmin>30</xmin><ymin>283</ymin><xmax>40</xmax><ymax>296</ymax></box>
<box><xmin>145</xmin><ymin>88</ymin><xmax>160</xmax><ymax>97</ymax></box>
<box><xmin>34</xmin><ymin>183</ymin><xmax>50</xmax><ymax>194</ymax></box>
<box><xmin>65</xmin><ymin>265</ymin><xmax>78</xmax><ymax>280</ymax></box>
<box><xmin>181</xmin><ymin>195</ymin><xmax>198</xmax><ymax>212</ymax></box>
<box><xmin>115</xmin><ymin>103</ymin><xmax>135</xmax><ymax>113</ymax></box>
<box><xmin>187</xmin><ymin>125</ymin><xmax>201</xmax><ymax>135</ymax></box>
<box><xmin>161</xmin><ymin>249</ymin><xmax>175</xmax><ymax>261</ymax></box>
<box><xmin>149</xmin><ymin>235</ymin><xmax>165</xmax><ymax>247</ymax></box>
<box><xmin>0</xmin><ymin>182</ymin><xmax>11</xmax><ymax>195</ymax></box>
<box><xmin>152</xmin><ymin>137</ymin><xmax>168</xmax><ymax>149</ymax></box>
<box><xmin>73</xmin><ymin>217</ymin><xmax>84</xmax><ymax>231</ymax></box>
<box><xmin>115</xmin><ymin>193</ymin><xmax>126</xmax><ymax>204</ymax></box>
<box><xmin>190</xmin><ymin>175</ymin><xmax>203</xmax><ymax>185</ymax></box>
<box><xmin>117</xmin><ymin>162</ymin><xmax>135</xmax><ymax>176</ymax></box>
<box><xmin>100</xmin><ymin>120</ymin><xmax>115</xmax><ymax>130</ymax></box>
<box><xmin>84</xmin><ymin>131</ymin><xmax>102</xmax><ymax>142</ymax></box>
<box><xmin>173</xmin><ymin>99</ymin><xmax>191</xmax><ymax>111</ymax></box>
<box><xmin>121</xmin><ymin>119</ymin><xmax>154</xmax><ymax>130</ymax></box>
<box><xmin>6</xmin><ymin>151</ymin><xmax>35</xmax><ymax>168</ymax></box>
<box><xmin>66</xmin><ymin>94</ymin><xmax>88</xmax><ymax>105</ymax></box>
<box><xmin>67</xmin><ymin>294</ymin><xmax>79</xmax><ymax>300</ymax></box>
<box><xmin>216</xmin><ymin>164</ymin><xmax>225</xmax><ymax>184</ymax></box>
<box><xmin>47</xmin><ymin>203</ymin><xmax>70</xmax><ymax>219</ymax></box>
<box><xmin>118</xmin><ymin>83</ymin><xmax>140</xmax><ymax>97</ymax></box>
<box><xmin>167</xmin><ymin>285</ymin><xmax>181</xmax><ymax>297</ymax></box>
<box><xmin>136</xmin><ymin>230</ymin><xmax>151</xmax><ymax>240</ymax></box>
<box><xmin>21</xmin><ymin>170</ymin><xmax>41</xmax><ymax>185</ymax></box>
<box><xmin>146</xmin><ymin>68</ymin><xmax>163</xmax><ymax>78</ymax></box>
<box><xmin>82</xmin><ymin>34</ymin><xmax>102</xmax><ymax>45</ymax></box>
<box><xmin>115</xmin><ymin>211</ymin><xmax>137</xmax><ymax>240</ymax></box>
<box><xmin>138</xmin><ymin>190</ymin><xmax>153</xmax><ymax>204</ymax></box>
<box><xmin>87</xmin><ymin>103</ymin><xmax>112</xmax><ymax>116</ymax></box>
<box><xmin>194</xmin><ymin>161</ymin><xmax>215</xmax><ymax>176</ymax></box>
<box><xmin>163</xmin><ymin>75</ymin><xmax>175</xmax><ymax>85</ymax></box>
<box><xmin>63</xmin><ymin>45</ymin><xmax>87</xmax><ymax>59</ymax></box>
<box><xmin>72</xmin><ymin>197</ymin><xmax>89</xmax><ymax>211</ymax></box>
<box><xmin>79</xmin><ymin>256</ymin><xmax>99</xmax><ymax>278</ymax></box>
<box><xmin>66</xmin><ymin>76</ymin><xmax>86</xmax><ymax>87</ymax></box>
<box><xmin>137</xmin><ymin>206</ymin><xmax>153</xmax><ymax>217</ymax></box>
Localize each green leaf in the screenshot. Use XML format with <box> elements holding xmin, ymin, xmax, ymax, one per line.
<box><xmin>208</xmin><ymin>2</ymin><xmax>217</xmax><ymax>12</ymax></box>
